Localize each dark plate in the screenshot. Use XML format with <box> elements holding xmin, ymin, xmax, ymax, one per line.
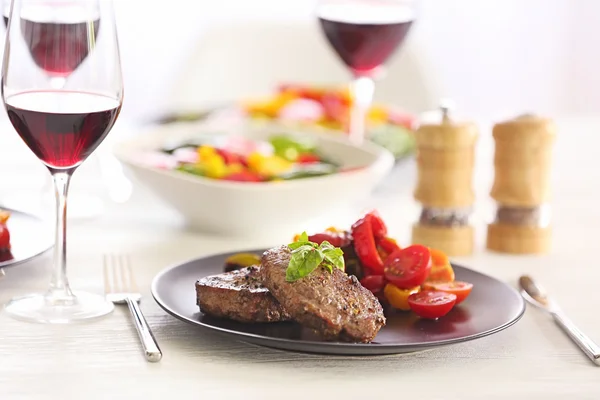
<box><xmin>152</xmin><ymin>249</ymin><xmax>525</xmax><ymax>355</ymax></box>
<box><xmin>0</xmin><ymin>208</ymin><xmax>52</xmax><ymax>269</ymax></box>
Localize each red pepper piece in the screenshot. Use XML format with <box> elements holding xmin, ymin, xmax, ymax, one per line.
<box><xmin>365</xmin><ymin>210</ymin><xmax>387</xmax><ymax>239</ymax></box>
<box><xmin>296</xmin><ymin>153</ymin><xmax>321</xmax><ymax>164</ymax></box>
<box><xmin>216</xmin><ymin>149</ymin><xmax>244</xmax><ymax>165</ymax></box>
<box><xmin>308</xmin><ymin>231</ymin><xmax>352</xmax><ymax>248</ymax></box>
<box><xmin>377</xmin><ymin>237</ymin><xmax>401</xmax><ymax>260</ymax></box>
<box><xmin>222</xmin><ymin>171</ymin><xmax>263</xmax><ymax>182</ymax></box>
<box><xmin>351</xmin><ymin>216</ymin><xmax>384</xmax><ymax>274</ymax></box>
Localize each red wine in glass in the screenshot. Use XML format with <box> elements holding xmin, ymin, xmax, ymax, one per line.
<box><xmin>5</xmin><ymin>91</ymin><xmax>121</xmax><ymax>169</ymax></box>
<box><xmin>317</xmin><ymin>0</ymin><xmax>415</xmax><ymax>145</ymax></box>
<box><xmin>20</xmin><ymin>15</ymin><xmax>100</xmax><ymax>77</ymax></box>
<box><xmin>318</xmin><ymin>1</ymin><xmax>414</xmax><ymax>76</ymax></box>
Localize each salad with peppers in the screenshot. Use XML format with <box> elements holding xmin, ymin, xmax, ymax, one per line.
<box><xmin>142</xmin><ymin>134</ymin><xmax>342</xmax><ymax>183</ymax></box>
<box><xmin>291</xmin><ymin>211</ymin><xmax>474</xmax><ymax>320</ymax></box>
<box><xmin>241</xmin><ymin>83</ymin><xmax>417</xmax><ymax>160</ymax></box>
<box><xmin>0</xmin><ymin>209</ymin><xmax>10</xmax><ymax>252</ymax></box>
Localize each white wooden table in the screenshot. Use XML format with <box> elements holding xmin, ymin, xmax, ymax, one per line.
<box><xmin>0</xmin><ymin>117</ymin><xmax>599</xmax><ymax>400</ymax></box>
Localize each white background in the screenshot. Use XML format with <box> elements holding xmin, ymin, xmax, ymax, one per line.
<box><xmin>109</xmin><ymin>0</ymin><xmax>597</xmax><ymax>122</ymax></box>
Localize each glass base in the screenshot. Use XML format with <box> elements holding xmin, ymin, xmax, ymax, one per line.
<box><xmin>4</xmin><ymin>291</ymin><xmax>114</xmax><ymax>324</ymax></box>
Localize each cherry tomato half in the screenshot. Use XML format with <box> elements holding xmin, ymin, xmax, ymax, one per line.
<box><xmin>384</xmin><ymin>245</ymin><xmax>432</xmax><ymax>289</ymax></box>
<box><xmin>422</xmin><ymin>281</ymin><xmax>473</xmax><ymax>304</ymax></box>
<box><xmin>0</xmin><ymin>223</ymin><xmax>10</xmax><ymax>250</ymax></box>
<box><xmin>408</xmin><ymin>291</ymin><xmax>457</xmax><ymax>319</ymax></box>
<box><xmin>360</xmin><ymin>275</ymin><xmax>386</xmax><ymax>294</ymax></box>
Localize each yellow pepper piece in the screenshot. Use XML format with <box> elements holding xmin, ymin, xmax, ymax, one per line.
<box><xmin>243</xmin><ymin>92</ymin><xmax>297</xmax><ymax>118</ymax></box>
<box><xmin>261</xmin><ymin>156</ymin><xmax>293</xmax><ymax>176</ymax></box>
<box><xmin>368</xmin><ymin>104</ymin><xmax>389</xmax><ymax>124</ymax></box>
<box><xmin>246</xmin><ymin>152</ymin><xmax>264</xmax><ymax>172</ymax></box>
<box><xmin>227</xmin><ymin>163</ymin><xmax>244</xmax><ymax>174</ymax></box>
<box><xmin>0</xmin><ymin>210</ymin><xmax>10</xmax><ymax>224</ymax></box>
<box><xmin>197</xmin><ymin>145</ymin><xmax>218</xmax><ymax>162</ymax></box>
<box><xmin>247</xmin><ymin>152</ymin><xmax>292</xmax><ymax>176</ymax></box>
<box><xmin>202</xmin><ymin>153</ymin><xmax>228</xmax><ymax>179</ymax></box>
<box><xmin>384</xmin><ymin>284</ymin><xmax>420</xmax><ymax>311</ymax></box>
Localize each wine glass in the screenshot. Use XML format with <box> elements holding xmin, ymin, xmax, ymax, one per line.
<box><xmin>0</xmin><ymin>0</ymin><xmax>111</xmax><ymax>222</ymax></box>
<box><xmin>2</xmin><ymin>0</ymin><xmax>123</xmax><ymax>323</ymax></box>
<box><xmin>316</xmin><ymin>0</ymin><xmax>416</xmax><ymax>145</ymax></box>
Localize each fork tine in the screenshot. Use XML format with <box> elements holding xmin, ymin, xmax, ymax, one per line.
<box><xmin>126</xmin><ymin>255</ymin><xmax>138</xmax><ymax>292</ymax></box>
<box><xmin>111</xmin><ymin>254</ymin><xmax>121</xmax><ymax>292</ymax></box>
<box><xmin>103</xmin><ymin>254</ymin><xmax>111</xmax><ymax>294</ymax></box>
<box><xmin>119</xmin><ymin>254</ymin><xmax>129</xmax><ymax>292</ymax></box>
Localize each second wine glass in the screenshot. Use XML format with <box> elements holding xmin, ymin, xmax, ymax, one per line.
<box><xmin>2</xmin><ymin>0</ymin><xmax>123</xmax><ymax>323</ymax></box>
<box><xmin>317</xmin><ymin>0</ymin><xmax>416</xmax><ymax>145</ymax></box>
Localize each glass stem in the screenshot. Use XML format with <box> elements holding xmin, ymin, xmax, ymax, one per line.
<box><xmin>49</xmin><ymin>77</ymin><xmax>67</xmax><ymax>90</ymax></box>
<box><xmin>47</xmin><ymin>171</ymin><xmax>74</xmax><ymax>301</ymax></box>
<box><xmin>349</xmin><ymin>75</ymin><xmax>375</xmax><ymax>146</ymax></box>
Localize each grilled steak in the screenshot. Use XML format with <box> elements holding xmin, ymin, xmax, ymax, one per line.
<box><xmin>196</xmin><ymin>266</ymin><xmax>290</xmax><ymax>323</ymax></box>
<box><xmin>260</xmin><ymin>245</ymin><xmax>386</xmax><ymax>343</ymax></box>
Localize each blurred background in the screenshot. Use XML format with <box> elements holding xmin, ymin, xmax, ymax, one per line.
<box><xmin>0</xmin><ymin>0</ymin><xmax>596</xmax><ymax>219</ymax></box>
<box><xmin>110</xmin><ymin>0</ymin><xmax>594</xmax><ymax>123</ymax></box>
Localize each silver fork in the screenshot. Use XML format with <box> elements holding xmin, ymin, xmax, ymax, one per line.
<box><xmin>103</xmin><ymin>254</ymin><xmax>162</xmax><ymax>362</ymax></box>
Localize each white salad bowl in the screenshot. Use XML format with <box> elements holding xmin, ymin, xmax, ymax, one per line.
<box><xmin>113</xmin><ymin>122</ymin><xmax>394</xmax><ymax>239</ymax></box>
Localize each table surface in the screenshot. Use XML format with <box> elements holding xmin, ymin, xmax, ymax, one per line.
<box><xmin>0</xmin><ymin>117</ymin><xmax>599</xmax><ymax>400</ymax></box>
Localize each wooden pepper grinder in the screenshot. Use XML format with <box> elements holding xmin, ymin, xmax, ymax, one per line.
<box><xmin>486</xmin><ymin>114</ymin><xmax>556</xmax><ymax>254</ymax></box>
<box><xmin>412</xmin><ymin>104</ymin><xmax>478</xmax><ymax>256</ymax></box>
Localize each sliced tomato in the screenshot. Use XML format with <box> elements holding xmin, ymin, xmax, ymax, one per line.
<box><xmin>408</xmin><ymin>291</ymin><xmax>457</xmax><ymax>319</ymax></box>
<box><xmin>422</xmin><ymin>281</ymin><xmax>473</xmax><ymax>304</ymax></box>
<box><xmin>360</xmin><ymin>275</ymin><xmax>386</xmax><ymax>294</ymax></box>
<box><xmin>0</xmin><ymin>224</ymin><xmax>10</xmax><ymax>250</ymax></box>
<box><xmin>384</xmin><ymin>283</ymin><xmax>420</xmax><ymax>311</ymax></box>
<box><xmin>383</xmin><ymin>245</ymin><xmax>431</xmax><ymax>289</ymax></box>
<box><xmin>351</xmin><ymin>216</ymin><xmax>384</xmax><ymax>274</ymax></box>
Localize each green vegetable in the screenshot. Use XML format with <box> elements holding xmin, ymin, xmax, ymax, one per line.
<box><xmin>286</xmin><ymin>232</ymin><xmax>345</xmax><ymax>282</ymax></box>
<box><xmin>369</xmin><ymin>125</ymin><xmax>416</xmax><ymax>159</ymax></box>
<box><xmin>275</xmin><ymin>163</ymin><xmax>337</xmax><ymax>180</ymax></box>
<box><xmin>270</xmin><ymin>135</ymin><xmax>316</xmax><ymax>161</ymax></box>
<box><xmin>176</xmin><ymin>164</ymin><xmax>205</xmax><ymax>176</ymax></box>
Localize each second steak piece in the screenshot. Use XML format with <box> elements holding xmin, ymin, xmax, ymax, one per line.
<box><xmin>260</xmin><ymin>245</ymin><xmax>386</xmax><ymax>343</ymax></box>
<box><xmin>196</xmin><ymin>266</ymin><xmax>290</xmax><ymax>323</ymax></box>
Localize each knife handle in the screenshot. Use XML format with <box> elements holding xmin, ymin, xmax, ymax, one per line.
<box><xmin>552</xmin><ymin>311</ymin><xmax>600</xmax><ymax>366</ymax></box>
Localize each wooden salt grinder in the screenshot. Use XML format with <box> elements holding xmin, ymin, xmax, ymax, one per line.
<box><xmin>486</xmin><ymin>115</ymin><xmax>556</xmax><ymax>254</ymax></box>
<box><xmin>411</xmin><ymin>106</ymin><xmax>479</xmax><ymax>256</ymax></box>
